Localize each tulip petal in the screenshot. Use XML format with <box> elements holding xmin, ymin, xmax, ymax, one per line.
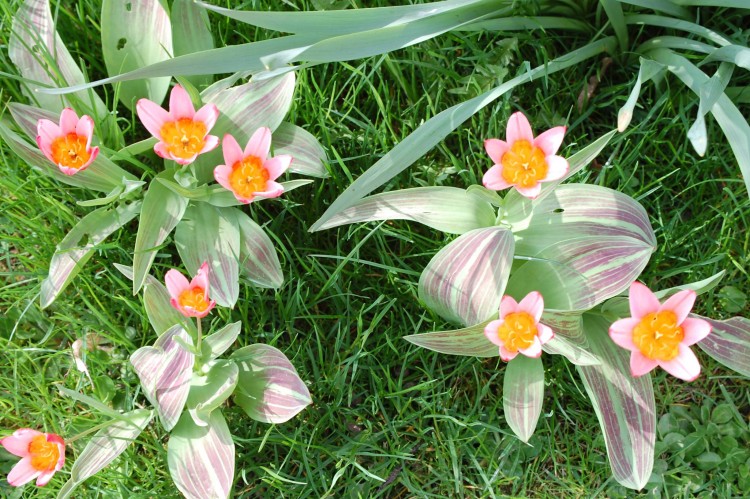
<box><xmin>630</xmin><ymin>351</ymin><xmax>658</xmax><ymax>376</ymax></box>
<box><xmin>263</xmin><ymin>155</ymin><xmax>292</xmax><ymax>180</ymax></box>
<box><xmin>500</xmin><ymin>345</ymin><xmax>518</xmax><ymax>361</ymax></box>
<box><xmin>36</xmin><ymin>470</ymin><xmax>56</xmax><ymax>486</ymax></box>
<box><xmin>37</xmin><ymin>119</ymin><xmax>60</xmax><ymax>151</ymax></box>
<box><xmin>221</xmin><ymin>134</ymin><xmax>244</xmax><ymax>168</ymax></box>
<box><xmin>59</xmin><ymin>108</ymin><xmax>79</xmax><ymax>135</ymax></box>
<box><xmin>7</xmin><ymin>458</ymin><xmax>40</xmax><ymax>487</ymax></box>
<box><xmin>173</xmin><ymin>154</ymin><xmax>198</xmax><ymax>166</ymax></box>
<box><xmin>483</xmin><ymin>319</ymin><xmax>503</xmax><ymax>347</ymax></box>
<box><xmin>629</xmin><ymin>282</ymin><xmax>660</xmax><ymax>319</ymax></box>
<box><xmin>192</xmin><ymin>262</ymin><xmax>211</xmax><ymax>293</ymax></box>
<box><xmin>245</xmin><ymin>127</ymin><xmax>272</xmax><ymax>160</ymax></box>
<box><xmin>660</xmin><ymin>289</ymin><xmax>696</xmax><ymax>324</ymax></box>
<box><xmin>681</xmin><ymin>317</ymin><xmax>711</xmax><ymax>346</ymax></box>
<box><xmin>1</xmin><ymin>429</ymin><xmax>40</xmax><ymax>457</ymax></box>
<box><xmin>59</xmin><ymin>165</ymin><xmax>83</xmax><ymax>176</ymax></box>
<box><xmin>659</xmin><ymin>344</ymin><xmax>701</xmax><ymax>381</ymax></box>
<box><xmin>200</xmin><ymin>134</ymin><xmax>220</xmax><ymax>154</ymax></box>
<box><xmin>483</xmin><ymin>164</ymin><xmax>513</xmax><ymax>191</ymax></box>
<box><xmin>534</xmin><ymin>125</ymin><xmax>566</xmax><ymax>156</ymax></box>
<box><xmin>484</xmin><ymin>138</ymin><xmax>509</xmax><ymax>164</ymax></box>
<box><xmin>537</xmin><ymin>323</ymin><xmax>554</xmax><ymax>344</ymax></box>
<box><xmin>518</xmin><ymin>291</ymin><xmax>544</xmax><ymax>321</ymax></box>
<box><xmin>137</xmin><ymin>98</ymin><xmax>171</xmax><ymax>139</ymax></box>
<box><xmin>515</xmin><ymin>184</ymin><xmax>542</xmax><ymax>199</ymax></box>
<box><xmin>499</xmin><ymin>295</ymin><xmax>519</xmax><ymax>318</ymax></box>
<box><xmin>505</xmin><ymin>112</ymin><xmax>534</xmax><ymax>144</ymax></box>
<box><xmin>520</xmin><ymin>336</ymin><xmax>542</xmax><ymax>358</ymax></box>
<box><xmin>194</xmin><ymin>103</ymin><xmax>219</xmax><ymax>132</ymax></box>
<box><xmin>213</xmin><ymin>164</ymin><xmax>233</xmax><ymax>192</ymax></box>
<box><xmin>544</xmin><ymin>155</ymin><xmax>569</xmax><ymax>182</ymax></box>
<box><xmin>609</xmin><ymin>318</ymin><xmax>640</xmax><ymax>351</ymax></box>
<box><xmin>165</xmin><ymin>269</ymin><xmax>190</xmax><ymax>300</ymax></box>
<box><xmin>169</xmin><ymin>85</ymin><xmax>196</xmax><ymax>120</ymax></box>
<box><xmin>259</xmin><ymin>181</ymin><xmax>285</xmax><ymax>199</ymax></box>
<box><xmin>76</xmin><ymin>115</ymin><xmax>95</xmax><ymax>148</ymax></box>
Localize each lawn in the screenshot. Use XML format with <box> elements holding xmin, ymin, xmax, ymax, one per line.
<box><xmin>1</xmin><ymin>0</ymin><xmax>749</xmax><ymax>497</ymax></box>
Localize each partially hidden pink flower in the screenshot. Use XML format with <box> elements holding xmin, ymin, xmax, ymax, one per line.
<box><xmin>136</xmin><ymin>85</ymin><xmax>219</xmax><ymax>165</ymax></box>
<box><xmin>36</xmin><ymin>108</ymin><xmax>99</xmax><ymax>175</ymax></box>
<box><xmin>213</xmin><ymin>128</ymin><xmax>292</xmax><ymax>204</ymax></box>
<box><xmin>1</xmin><ymin>429</ymin><xmax>65</xmax><ymax>487</ymax></box>
<box><xmin>482</xmin><ymin>112</ymin><xmax>569</xmax><ymax>199</ymax></box>
<box><xmin>165</xmin><ymin>262</ymin><xmax>216</xmax><ymax>318</ymax></box>
<box><xmin>483</xmin><ymin>291</ymin><xmax>555</xmax><ymax>361</ymax></box>
<box><xmin>609</xmin><ymin>282</ymin><xmax>712</xmax><ymax>381</ymax></box>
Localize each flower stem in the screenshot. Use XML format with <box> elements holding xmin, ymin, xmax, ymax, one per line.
<box><xmin>196</xmin><ymin>317</ymin><xmax>203</xmax><ymax>354</ymax></box>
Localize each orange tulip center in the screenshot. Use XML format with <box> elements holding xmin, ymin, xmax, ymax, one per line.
<box><xmin>632</xmin><ymin>311</ymin><xmax>684</xmax><ymax>361</ymax></box>
<box><xmin>177</xmin><ymin>286</ymin><xmax>210</xmax><ymax>313</ymax></box>
<box><xmin>229</xmin><ymin>156</ymin><xmax>269</xmax><ymax>199</ymax></box>
<box><xmin>496</xmin><ymin>312</ymin><xmax>538</xmax><ymax>352</ymax></box>
<box><xmin>28</xmin><ymin>435</ymin><xmax>60</xmax><ymax>472</ymax></box>
<box><xmin>501</xmin><ymin>140</ymin><xmax>548</xmax><ymax>188</ymax></box>
<box><xmin>50</xmin><ymin>133</ymin><xmax>91</xmax><ymax>169</ymax></box>
<box><xmin>160</xmin><ymin>118</ymin><xmax>207</xmax><ymax>160</ymax></box>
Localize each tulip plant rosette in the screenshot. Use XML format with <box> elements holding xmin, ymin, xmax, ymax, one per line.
<box><xmin>320</xmin><ymin>112</ymin><xmax>750</xmax><ymax>490</ymax></box>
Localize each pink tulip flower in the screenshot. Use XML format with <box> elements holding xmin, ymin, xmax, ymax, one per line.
<box><xmin>213</xmin><ymin>128</ymin><xmax>291</xmax><ymax>204</ymax></box>
<box><xmin>484</xmin><ymin>292</ymin><xmax>555</xmax><ymax>361</ymax></box>
<box><xmin>136</xmin><ymin>85</ymin><xmax>219</xmax><ymax>165</ymax></box>
<box><xmin>1</xmin><ymin>429</ymin><xmax>65</xmax><ymax>487</ymax></box>
<box><xmin>36</xmin><ymin>108</ymin><xmax>99</xmax><ymax>175</ymax></box>
<box><xmin>165</xmin><ymin>262</ymin><xmax>216</xmax><ymax>318</ymax></box>
<box><xmin>609</xmin><ymin>282</ymin><xmax>712</xmax><ymax>381</ymax></box>
<box><xmin>482</xmin><ymin>112</ymin><xmax>569</xmax><ymax>199</ymax></box>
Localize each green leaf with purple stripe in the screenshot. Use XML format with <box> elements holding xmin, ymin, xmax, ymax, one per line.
<box><xmin>187</xmin><ymin>359</ymin><xmax>239</xmax><ymax>427</ymax></box>
<box><xmin>168</xmin><ymin>410</ymin><xmax>235</xmax><ymax>499</ymax></box>
<box><xmin>419</xmin><ymin>227</ymin><xmax>514</xmax><ymax>327</ymax></box>
<box><xmin>504</xmin><ymin>355</ymin><xmax>544</xmax><ymax>442</ymax></box>
<box><xmin>541</xmin><ymin>311</ymin><xmax>599</xmax><ymax>366</ymax></box>
<box><xmin>130</xmin><ymin>325</ymin><xmax>195</xmax><ymax>431</ymax></box>
<box><xmin>404</xmin><ymin>320</ymin><xmax>498</xmax><ymax>357</ymax></box>
<box><xmin>272</xmin><ymin>122</ymin><xmax>328</xmax><ymax>178</ymax></box>
<box><xmin>231</xmin><ymin>344</ymin><xmax>312</xmax><ymax>424</ymax></box>
<box><xmin>577</xmin><ymin>314</ymin><xmax>655</xmax><ymax>490</ymax></box>
<box><xmin>696</xmin><ymin>315</ymin><xmax>750</xmax><ymax>377</ymax></box>
<box><xmin>316</xmin><ymin>187</ymin><xmax>496</xmax><ymax>235</ymax></box>
<box><xmin>236</xmin><ymin>210</ymin><xmax>284</xmax><ymax>289</ymax></box>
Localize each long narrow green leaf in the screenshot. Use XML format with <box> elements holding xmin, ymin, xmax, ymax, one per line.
<box><xmin>310</xmin><ymin>37</ymin><xmax>616</xmax><ymax>231</ymax></box>
<box><xmin>701</xmin><ymin>45</ymin><xmax>750</xmax><ymax>71</ymax></box>
<box><xmin>600</xmin><ymin>0</ymin><xmax>629</xmax><ymax>51</ymax></box>
<box><xmin>457</xmin><ymin>16</ymin><xmax>591</xmax><ymax>32</ymax></box>
<box><xmin>671</xmin><ymin>0</ymin><xmax>750</xmax><ymax>6</ymax></box>
<box><xmin>687</xmin><ymin>63</ymin><xmax>733</xmax><ymax>156</ymax></box>
<box><xmin>625</xmin><ymin>14</ymin><xmax>732</xmax><ymax>46</ymax></box>
<box><xmin>504</xmin><ymin>355</ymin><xmax>544</xmax><ymax>443</ymax></box>
<box><xmin>172</xmin><ymin>0</ymin><xmax>214</xmax><ymax>90</ymax></box>
<box><xmin>618</xmin><ymin>58</ymin><xmax>666</xmax><ymax>131</ymax></box>
<box><xmin>614</xmin><ymin>0</ymin><xmax>690</xmax><ymax>18</ymax></box>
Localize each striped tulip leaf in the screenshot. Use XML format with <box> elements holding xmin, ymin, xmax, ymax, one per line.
<box><xmin>577</xmin><ymin>314</ymin><xmax>656</xmax><ymax>490</ymax></box>
<box><xmin>236</xmin><ymin>210</ymin><xmax>284</xmax><ymax>289</ymax></box>
<box><xmin>696</xmin><ymin>315</ymin><xmax>750</xmax><ymax>378</ymax></box>
<box><xmin>130</xmin><ymin>325</ymin><xmax>195</xmax><ymax>431</ymax></box>
<box><xmin>168</xmin><ymin>410</ymin><xmax>235</xmax><ymax>499</ymax></box>
<box><xmin>272</xmin><ymin>122</ymin><xmax>328</xmax><ymax>178</ymax></box>
<box><xmin>171</xmin><ymin>0</ymin><xmax>214</xmax><ymax>90</ymax></box>
<box><xmin>317</xmin><ymin>187</ymin><xmax>496</xmax><ymax>235</ymax></box>
<box><xmin>404</xmin><ymin>321</ymin><xmax>498</xmax><ymax>357</ymax></box>
<box><xmin>540</xmin><ymin>311</ymin><xmax>599</xmax><ymax>366</ymax></box>
<box><xmin>202</xmin><ymin>322</ymin><xmax>242</xmax><ymax>363</ymax></box>
<box><xmin>231</xmin><ymin>344</ymin><xmax>311</xmax><ymax>424</ymax></box>
<box><xmin>175</xmin><ymin>204</ymin><xmax>240</xmax><ymax>308</ymax></box>
<box><xmin>41</xmin><ymin>201</ymin><xmax>141</xmax><ymax>308</ymax></box>
<box><xmin>419</xmin><ymin>227</ymin><xmax>514</xmax><ymax>327</ymax></box>
<box><xmin>503</xmin><ymin>355</ymin><xmax>545</xmax><ymax>443</ymax></box>
<box><xmin>132</xmin><ymin>172</ymin><xmax>189</xmax><ymax>294</ymax></box>
<box><xmin>187</xmin><ymin>359</ymin><xmax>239</xmax><ymax>427</ymax></box>
<box><xmin>101</xmin><ymin>0</ymin><xmax>172</xmax><ymax>109</ymax></box>
<box><xmin>57</xmin><ymin>409</ymin><xmax>154</xmax><ymax>498</ymax></box>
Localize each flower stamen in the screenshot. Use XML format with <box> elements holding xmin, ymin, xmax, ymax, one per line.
<box><xmin>50</xmin><ymin>133</ymin><xmax>91</xmax><ymax>170</ymax></box>
<box><xmin>160</xmin><ymin>118</ymin><xmax>207</xmax><ymax>160</ymax></box>
<box><xmin>632</xmin><ymin>311</ymin><xmax>684</xmax><ymax>361</ymax></box>
<box><xmin>496</xmin><ymin>312</ymin><xmax>538</xmax><ymax>352</ymax></box>
<box><xmin>228</xmin><ymin>156</ymin><xmax>269</xmax><ymax>199</ymax></box>
<box><xmin>501</xmin><ymin>140</ymin><xmax>548</xmax><ymax>188</ymax></box>
<box><xmin>28</xmin><ymin>435</ymin><xmax>60</xmax><ymax>472</ymax></box>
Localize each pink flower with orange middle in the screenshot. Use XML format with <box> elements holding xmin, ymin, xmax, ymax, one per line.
<box><xmin>213</xmin><ymin>128</ymin><xmax>292</xmax><ymax>204</ymax></box>
<box><xmin>609</xmin><ymin>282</ymin><xmax>712</xmax><ymax>381</ymax></box>
<box><xmin>482</xmin><ymin>112</ymin><xmax>569</xmax><ymax>199</ymax></box>
<box><xmin>165</xmin><ymin>262</ymin><xmax>216</xmax><ymax>318</ymax></box>
<box><xmin>136</xmin><ymin>85</ymin><xmax>219</xmax><ymax>165</ymax></box>
<box><xmin>484</xmin><ymin>291</ymin><xmax>555</xmax><ymax>361</ymax></box>
<box><xmin>36</xmin><ymin>108</ymin><xmax>99</xmax><ymax>175</ymax></box>
<box><xmin>1</xmin><ymin>429</ymin><xmax>65</xmax><ymax>487</ymax></box>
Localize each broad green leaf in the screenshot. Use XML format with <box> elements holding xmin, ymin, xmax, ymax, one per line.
<box><xmin>101</xmin><ymin>0</ymin><xmax>172</xmax><ymax>109</ymax></box>
<box><xmin>696</xmin><ymin>316</ymin><xmax>750</xmax><ymax>377</ymax></box>
<box><xmin>175</xmin><ymin>204</ymin><xmax>240</xmax><ymax>308</ymax></box>
<box><xmin>419</xmin><ymin>227</ymin><xmax>515</xmax><ymax>327</ymax></box>
<box><xmin>130</xmin><ymin>325</ymin><xmax>195</xmax><ymax>431</ymax></box>
<box><xmin>132</xmin><ymin>172</ymin><xmax>189</xmax><ymax>294</ymax></box>
<box><xmin>57</xmin><ymin>409</ymin><xmax>153</xmax><ymax>498</ymax></box>
<box><xmin>577</xmin><ymin>314</ymin><xmax>656</xmax><ymax>490</ymax></box>
<box><xmin>317</xmin><ymin>187</ymin><xmax>496</xmax><ymax>235</ymax></box>
<box><xmin>272</xmin><ymin>122</ymin><xmax>328</xmax><ymax>178</ymax></box>
<box><xmin>541</xmin><ymin>311</ymin><xmax>599</xmax><ymax>366</ymax></box>
<box><xmin>41</xmin><ymin>201</ymin><xmax>141</xmax><ymax>308</ymax></box>
<box><xmin>202</xmin><ymin>322</ymin><xmax>242</xmax><ymax>362</ymax></box>
<box><xmin>187</xmin><ymin>359</ymin><xmax>238</xmax><ymax>426</ymax></box>
<box><xmin>504</xmin><ymin>355</ymin><xmax>544</xmax><ymax>442</ymax></box>
<box><xmin>172</xmin><ymin>0</ymin><xmax>214</xmax><ymax>90</ymax></box>
<box><xmin>235</xmin><ymin>210</ymin><xmax>284</xmax><ymax>289</ymax></box>
<box><xmin>506</xmin><ymin>256</ymin><xmax>594</xmax><ymax>311</ymax></box>
<box><xmin>687</xmin><ymin>63</ymin><xmax>733</xmax><ymax>156</ymax></box>
<box><xmin>143</xmin><ymin>278</ymin><xmax>196</xmax><ymax>336</ymax></box>
<box><xmin>404</xmin><ymin>320</ymin><xmax>498</xmax><ymax>357</ymax></box>
<box><xmin>600</xmin><ymin>0</ymin><xmax>628</xmax><ymax>51</ymax></box>
<box><xmin>232</xmin><ymin>344</ymin><xmax>311</xmax><ymax>424</ymax></box>
<box><xmin>618</xmin><ymin>58</ymin><xmax>666</xmax><ymax>131</ymax></box>
<box><xmin>310</xmin><ymin>37</ymin><xmax>616</xmax><ymax>231</ymax></box>
<box><xmin>168</xmin><ymin>411</ymin><xmax>235</xmax><ymax>499</ymax></box>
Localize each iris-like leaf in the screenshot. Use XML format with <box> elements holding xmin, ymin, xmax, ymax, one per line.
<box><xmin>618</xmin><ymin>58</ymin><xmax>666</xmax><ymax>131</ymax></box>
<box><xmin>130</xmin><ymin>325</ymin><xmax>195</xmax><ymax>431</ymax></box>
<box><xmin>419</xmin><ymin>227</ymin><xmax>514</xmax><ymax>327</ymax></box>
<box><xmin>577</xmin><ymin>314</ymin><xmax>655</xmax><ymax>490</ymax></box>
<box><xmin>696</xmin><ymin>316</ymin><xmax>750</xmax><ymax>377</ymax></box>
<box><xmin>168</xmin><ymin>411</ymin><xmax>235</xmax><ymax>499</ymax></box>
<box><xmin>687</xmin><ymin>62</ymin><xmax>733</xmax><ymax>156</ymax></box>
<box><xmin>235</xmin><ymin>210</ymin><xmax>284</xmax><ymax>289</ymax></box>
<box><xmin>272</xmin><ymin>122</ymin><xmax>328</xmax><ymax>178</ymax></box>
<box><xmin>231</xmin><ymin>344</ymin><xmax>311</xmax><ymax>424</ymax></box>
<box><xmin>317</xmin><ymin>187</ymin><xmax>496</xmax><ymax>235</ymax></box>
<box><xmin>701</xmin><ymin>44</ymin><xmax>750</xmax><ymax>71</ymax></box>
<box><xmin>504</xmin><ymin>355</ymin><xmax>544</xmax><ymax>443</ymax></box>
<box><xmin>404</xmin><ymin>321</ymin><xmax>498</xmax><ymax>357</ymax></box>
<box><xmin>175</xmin><ymin>204</ymin><xmax>240</xmax><ymax>308</ymax></box>
<box><xmin>187</xmin><ymin>360</ymin><xmax>239</xmax><ymax>427</ymax></box>
<box><xmin>600</xmin><ymin>0</ymin><xmax>628</xmax><ymax>51</ymax></box>
<box><xmin>57</xmin><ymin>409</ymin><xmax>154</xmax><ymax>498</ymax></box>
<box><xmin>172</xmin><ymin>0</ymin><xmax>214</xmax><ymax>90</ymax></box>
<box><xmin>541</xmin><ymin>311</ymin><xmax>599</xmax><ymax>366</ymax></box>
<box><xmin>202</xmin><ymin>322</ymin><xmax>242</xmax><ymax>362</ymax></box>
<box><xmin>41</xmin><ymin>201</ymin><xmax>141</xmax><ymax>308</ymax></box>
<box><xmin>101</xmin><ymin>0</ymin><xmax>172</xmax><ymax>108</ymax></box>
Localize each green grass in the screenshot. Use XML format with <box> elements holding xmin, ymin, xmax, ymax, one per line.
<box><xmin>1</xmin><ymin>0</ymin><xmax>750</xmax><ymax>497</ymax></box>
